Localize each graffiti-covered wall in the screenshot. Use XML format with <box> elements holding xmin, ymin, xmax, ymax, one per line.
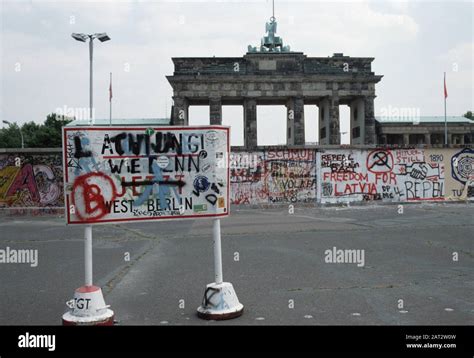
<box><xmin>230</xmin><ymin>149</ymin><xmax>316</xmax><ymax>205</ymax></box>
<box><xmin>317</xmin><ymin>148</ymin><xmax>473</xmax><ymax>203</ymax></box>
<box><xmin>0</xmin><ymin>153</ymin><xmax>63</xmax><ymax>208</ymax></box>
<box><xmin>0</xmin><ymin>147</ymin><xmax>472</xmax><ymax>209</ymax></box>
<box><xmin>447</xmin><ymin>148</ymin><xmax>474</xmax><ymax>201</ymax></box>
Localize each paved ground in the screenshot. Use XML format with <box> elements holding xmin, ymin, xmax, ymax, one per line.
<box><xmin>0</xmin><ymin>203</ymin><xmax>473</xmax><ymax>325</ymax></box>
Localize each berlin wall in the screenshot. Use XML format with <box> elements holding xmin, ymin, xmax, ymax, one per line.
<box><xmin>230</xmin><ymin>147</ymin><xmax>473</xmax><ymax>205</ymax></box>
<box><xmin>230</xmin><ymin>149</ymin><xmax>317</xmax><ymax>205</ymax></box>
<box><xmin>1</xmin><ymin>147</ymin><xmax>472</xmax><ymax>210</ymax></box>
<box><xmin>317</xmin><ymin>148</ymin><xmax>473</xmax><ymax>204</ymax></box>
<box><xmin>0</xmin><ymin>150</ymin><xmax>64</xmax><ymax>211</ymax></box>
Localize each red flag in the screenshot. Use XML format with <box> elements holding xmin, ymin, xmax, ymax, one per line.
<box><xmin>444</xmin><ymin>72</ymin><xmax>448</xmax><ymax>99</ymax></box>
<box><xmin>109</xmin><ymin>73</ymin><xmax>113</xmax><ymax>102</ymax></box>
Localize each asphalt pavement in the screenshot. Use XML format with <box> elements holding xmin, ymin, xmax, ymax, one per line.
<box><xmin>0</xmin><ymin>203</ymin><xmax>472</xmax><ymax>325</ymax></box>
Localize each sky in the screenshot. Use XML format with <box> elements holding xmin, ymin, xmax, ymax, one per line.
<box><xmin>0</xmin><ymin>0</ymin><xmax>472</xmax><ymax>146</ymax></box>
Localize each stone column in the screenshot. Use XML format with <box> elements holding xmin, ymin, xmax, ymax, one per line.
<box><xmin>244</xmin><ymin>98</ymin><xmax>257</xmax><ymax>150</ymax></box>
<box><xmin>318</xmin><ymin>99</ymin><xmax>330</xmax><ymax>145</ymax></box>
<box><xmin>460</xmin><ymin>134</ymin><xmax>465</xmax><ymax>145</ymax></box>
<box><xmin>172</xmin><ymin>96</ymin><xmax>188</xmax><ymax>126</ymax></box>
<box><xmin>364</xmin><ymin>96</ymin><xmax>376</xmax><ymax>145</ymax></box>
<box><xmin>329</xmin><ymin>96</ymin><xmax>340</xmax><ymax>145</ymax></box>
<box><xmin>350</xmin><ymin>98</ymin><xmax>365</xmax><ymax>145</ymax></box>
<box><xmin>286</xmin><ymin>97</ymin><xmax>305</xmax><ymax>146</ymax></box>
<box><xmin>209</xmin><ymin>97</ymin><xmax>222</xmax><ymax>125</ymax></box>
<box><xmin>380</xmin><ymin>134</ymin><xmax>388</xmax><ymax>145</ymax></box>
<box><xmin>424</xmin><ymin>133</ymin><xmax>431</xmax><ymax>146</ymax></box>
<box><xmin>403</xmin><ymin>133</ymin><xmax>410</xmax><ymax>145</ymax></box>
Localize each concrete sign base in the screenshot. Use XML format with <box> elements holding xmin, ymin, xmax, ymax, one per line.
<box><xmin>62</xmin><ymin>285</ymin><xmax>114</xmax><ymax>326</ymax></box>
<box><xmin>197</xmin><ymin>282</ymin><xmax>244</xmax><ymax>320</ymax></box>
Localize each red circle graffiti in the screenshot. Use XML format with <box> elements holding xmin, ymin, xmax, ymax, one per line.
<box><xmin>367</xmin><ymin>150</ymin><xmax>394</xmax><ymax>174</ymax></box>
<box><xmin>71</xmin><ymin>172</ymin><xmax>117</xmax><ymax>222</ymax></box>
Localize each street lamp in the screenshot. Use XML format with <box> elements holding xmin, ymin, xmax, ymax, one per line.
<box><xmin>70</xmin><ymin>33</ymin><xmax>110</xmax><ymax>298</ymax></box>
<box><xmin>2</xmin><ymin>120</ymin><xmax>24</xmax><ymax>148</ymax></box>
<box><xmin>71</xmin><ymin>32</ymin><xmax>110</xmax><ymax>122</ymax></box>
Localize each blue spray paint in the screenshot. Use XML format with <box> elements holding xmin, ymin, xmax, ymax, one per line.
<box><xmin>133</xmin><ymin>160</ymin><xmax>182</xmax><ymax>209</ymax></box>
<box><xmin>74</xmin><ymin>136</ymin><xmax>100</xmax><ymax>175</ymax></box>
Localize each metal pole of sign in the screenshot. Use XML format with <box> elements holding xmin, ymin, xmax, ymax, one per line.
<box><xmin>85</xmin><ymin>225</ymin><xmax>93</xmax><ymax>286</ymax></box>
<box><xmin>197</xmin><ymin>215</ymin><xmax>243</xmax><ymax>320</ymax></box>
<box><xmin>64</xmin><ymin>32</ymin><xmax>113</xmax><ymax>326</ymax></box>
<box><xmin>444</xmin><ymin>72</ymin><xmax>448</xmax><ymax>146</ymax></box>
<box><xmin>86</xmin><ymin>34</ymin><xmax>94</xmax><ymax>288</ymax></box>
<box><xmin>213</xmin><ymin>219</ymin><xmax>223</xmax><ymax>284</ymax></box>
<box><xmin>109</xmin><ymin>72</ymin><xmax>112</xmax><ymax>126</ymax></box>
<box><xmin>89</xmin><ymin>36</ymin><xmax>93</xmax><ymax>122</ymax></box>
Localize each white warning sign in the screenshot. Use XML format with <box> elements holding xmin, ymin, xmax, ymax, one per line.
<box><xmin>63</xmin><ymin>126</ymin><xmax>230</xmax><ymax>224</ymax></box>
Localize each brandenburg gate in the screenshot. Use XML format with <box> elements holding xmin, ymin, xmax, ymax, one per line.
<box><xmin>167</xmin><ymin>15</ymin><xmax>383</xmax><ymax>148</ymax></box>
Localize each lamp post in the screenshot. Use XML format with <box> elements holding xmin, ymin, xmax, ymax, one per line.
<box><xmin>2</xmin><ymin>120</ymin><xmax>24</xmax><ymax>148</ymax></box>
<box><xmin>63</xmin><ymin>32</ymin><xmax>115</xmax><ymax>326</ymax></box>
<box><xmin>71</xmin><ymin>32</ymin><xmax>110</xmax><ymax>286</ymax></box>
<box><xmin>71</xmin><ymin>32</ymin><xmax>110</xmax><ymax>123</ymax></box>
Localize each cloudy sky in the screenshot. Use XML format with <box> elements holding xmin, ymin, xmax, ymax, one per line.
<box><xmin>0</xmin><ymin>0</ymin><xmax>472</xmax><ymax>145</ymax></box>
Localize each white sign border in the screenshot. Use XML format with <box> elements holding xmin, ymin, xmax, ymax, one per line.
<box><xmin>62</xmin><ymin>125</ymin><xmax>230</xmax><ymax>225</ymax></box>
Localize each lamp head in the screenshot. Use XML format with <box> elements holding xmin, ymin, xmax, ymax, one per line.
<box><xmin>95</xmin><ymin>33</ymin><xmax>110</xmax><ymax>42</ymax></box>
<box><xmin>71</xmin><ymin>33</ymin><xmax>88</xmax><ymax>42</ymax></box>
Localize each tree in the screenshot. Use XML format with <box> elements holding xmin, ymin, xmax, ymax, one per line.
<box><xmin>464</xmin><ymin>111</ymin><xmax>473</xmax><ymax>120</ymax></box>
<box><xmin>0</xmin><ymin>123</ymin><xmax>23</xmax><ymax>148</ymax></box>
<box><xmin>38</xmin><ymin>113</ymin><xmax>73</xmax><ymax>147</ymax></box>
<box><xmin>0</xmin><ymin>113</ymin><xmax>73</xmax><ymax>148</ymax></box>
<box><xmin>21</xmin><ymin>121</ymin><xmax>41</xmax><ymax>147</ymax></box>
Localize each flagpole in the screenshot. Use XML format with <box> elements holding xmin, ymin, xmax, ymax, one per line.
<box><xmin>109</xmin><ymin>72</ymin><xmax>112</xmax><ymax>126</ymax></box>
<box><xmin>444</xmin><ymin>72</ymin><xmax>447</xmax><ymax>146</ymax></box>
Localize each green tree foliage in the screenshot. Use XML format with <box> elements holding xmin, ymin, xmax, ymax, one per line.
<box><xmin>464</xmin><ymin>111</ymin><xmax>473</xmax><ymax>120</ymax></box>
<box><xmin>0</xmin><ymin>113</ymin><xmax>72</xmax><ymax>148</ymax></box>
<box><xmin>0</xmin><ymin>123</ymin><xmax>23</xmax><ymax>148</ymax></box>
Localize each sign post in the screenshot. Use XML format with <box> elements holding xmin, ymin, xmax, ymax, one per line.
<box><xmin>213</xmin><ymin>219</ymin><xmax>223</xmax><ymax>284</ymax></box>
<box><xmin>62</xmin><ymin>125</ymin><xmax>242</xmax><ymax>322</ymax></box>
<box><xmin>62</xmin><ymin>216</ymin><xmax>114</xmax><ymax>325</ymax></box>
<box><xmin>85</xmin><ymin>225</ymin><xmax>93</xmax><ymax>286</ymax></box>
<box><xmin>197</xmin><ymin>218</ymin><xmax>244</xmax><ymax>320</ymax></box>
